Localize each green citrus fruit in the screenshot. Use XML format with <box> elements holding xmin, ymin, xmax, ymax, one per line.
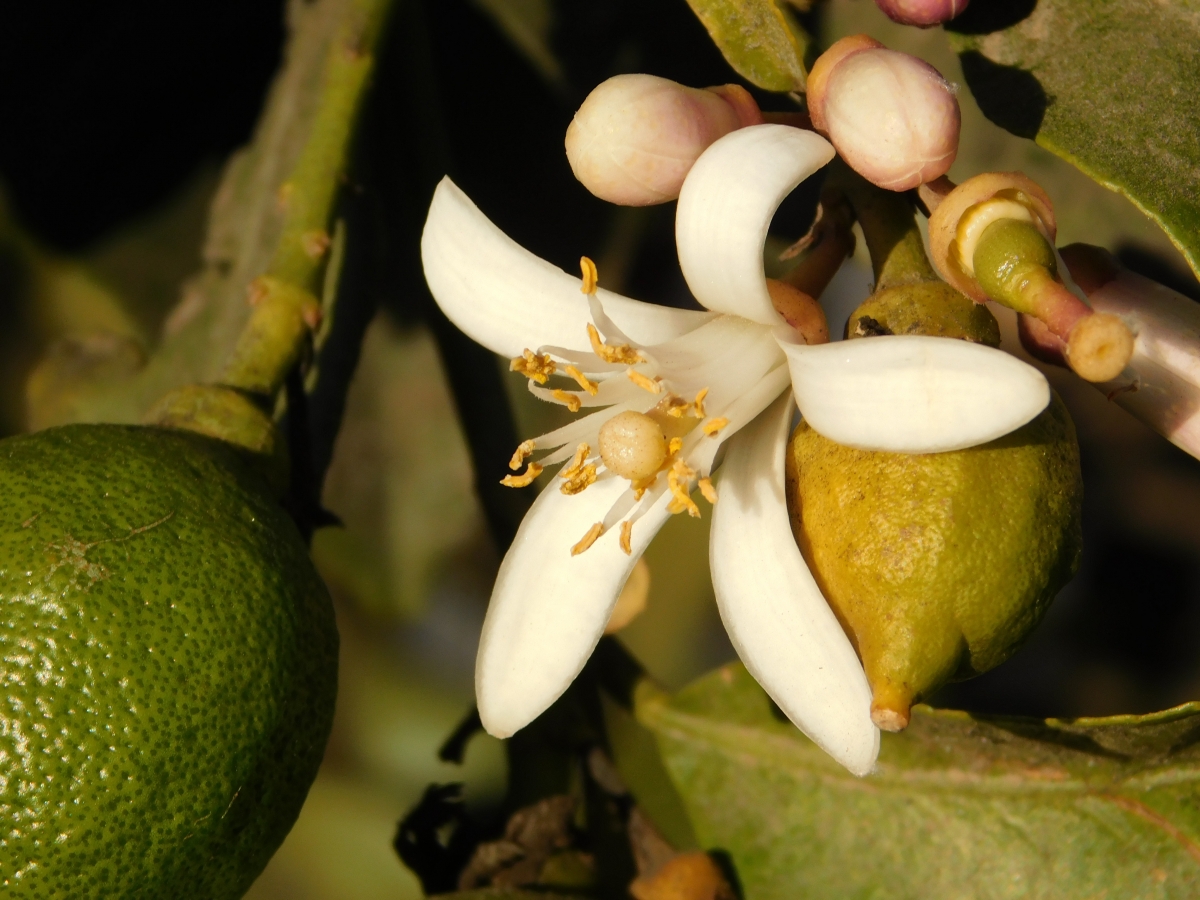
<box><xmin>786</xmin><ymin>392</ymin><xmax>1082</xmax><ymax>731</ymax></box>
<box><xmin>0</xmin><ymin>423</ymin><xmax>337</xmax><ymax>897</ymax></box>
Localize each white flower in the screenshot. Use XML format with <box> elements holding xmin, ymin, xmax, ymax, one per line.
<box><xmin>420</xmin><ymin>124</ymin><xmax>1049</xmax><ymax>776</ymax></box>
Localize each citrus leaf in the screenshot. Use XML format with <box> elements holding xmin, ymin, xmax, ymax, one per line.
<box><xmin>637</xmin><ymin>662</ymin><xmax>1200</xmax><ymax>899</ymax></box>
<box><xmin>947</xmin><ymin>0</ymin><xmax>1200</xmax><ymax>279</ymax></box>
<box><xmin>682</xmin><ymin>0</ymin><xmax>809</xmax><ymax>93</ymax></box>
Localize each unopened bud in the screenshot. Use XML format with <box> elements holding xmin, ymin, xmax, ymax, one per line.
<box><xmin>565</xmin><ymin>74</ymin><xmax>763</xmax><ymax>206</ymax></box>
<box><xmin>875</xmin><ymin>0</ymin><xmax>969</xmax><ymax>27</ymax></box>
<box><xmin>807</xmin><ymin>37</ymin><xmax>959</xmax><ymax>191</ymax></box>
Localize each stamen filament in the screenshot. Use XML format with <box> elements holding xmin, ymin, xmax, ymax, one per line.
<box><xmin>509</xmin><ymin>439</ymin><xmax>536</xmax><ymax>471</ymax></box>
<box><xmin>500</xmin><ymin>462</ymin><xmax>543</xmax><ymax>488</ymax></box>
<box><xmin>564</xmin><ymin>365</ymin><xmax>599</xmax><ymax>395</ymax></box>
<box><xmin>571</xmin><ymin>522</ymin><xmax>604</xmax><ymax>555</ymax></box>
<box><xmin>627</xmin><ymin>369</ymin><xmax>662</xmax><ymax>393</ymax></box>
<box><xmin>511</xmin><ymin>349</ymin><xmax>556</xmax><ymax>384</ymax></box>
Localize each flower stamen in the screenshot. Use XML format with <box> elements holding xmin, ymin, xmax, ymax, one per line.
<box><xmin>698</xmin><ymin>477</ymin><xmax>718</xmax><ymax>504</ymax></box>
<box><xmin>511</xmin><ymin>349</ymin><xmax>556</xmax><ymax>384</ymax></box>
<box><xmin>560</xmin><ymin>465</ymin><xmax>598</xmax><ymax>495</ymax></box>
<box><xmin>663</xmin><ymin>394</ymin><xmax>691</xmax><ymax>417</ymax></box>
<box><xmin>501</xmin><ymin>463</ymin><xmax>543</xmax><ymax>488</ymax></box>
<box><xmin>627</xmin><ymin>369</ymin><xmax>662</xmax><ymax>393</ymax></box>
<box><xmin>692</xmin><ymin>387</ymin><xmax>709</xmax><ymax>418</ymax></box>
<box><xmin>580</xmin><ymin>256</ymin><xmax>599</xmax><ymax>295</ymax></box>
<box><xmin>551</xmin><ymin>389</ymin><xmax>583</xmax><ymax>412</ymax></box>
<box><xmin>571</xmin><ymin>522</ymin><xmax>604</xmax><ymax>555</ymax></box>
<box><xmin>587</xmin><ymin>323</ymin><xmax>643</xmax><ymax>365</ymax></box>
<box><xmin>667</xmin><ymin>459</ymin><xmax>700</xmax><ymax>517</ymax></box>
<box><xmin>509</xmin><ymin>439</ymin><xmax>536</xmax><ymax>470</ymax></box>
<box><xmin>564</xmin><ymin>365</ymin><xmax>599</xmax><ymax>395</ymax></box>
<box><xmin>620</xmin><ymin>520</ymin><xmax>634</xmax><ymax>555</ymax></box>
<box><xmin>703</xmin><ymin>417</ymin><xmax>730</xmax><ymax>436</ymax></box>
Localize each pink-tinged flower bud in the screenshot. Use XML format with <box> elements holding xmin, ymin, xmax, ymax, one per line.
<box><xmin>874</xmin><ymin>0</ymin><xmax>969</xmax><ymax>27</ymax></box>
<box><xmin>565</xmin><ymin>74</ymin><xmax>763</xmax><ymax>206</ymax></box>
<box><xmin>807</xmin><ymin>37</ymin><xmax>960</xmax><ymax>191</ymax></box>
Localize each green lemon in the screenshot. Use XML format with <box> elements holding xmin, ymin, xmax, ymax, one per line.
<box><xmin>0</xmin><ymin>423</ymin><xmax>337</xmax><ymax>898</ymax></box>
<box><xmin>786</xmin><ymin>393</ymin><xmax>1082</xmax><ymax>731</ymax></box>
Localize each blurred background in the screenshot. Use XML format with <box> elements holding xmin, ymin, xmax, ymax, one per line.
<box><xmin>0</xmin><ymin>1</ymin><xmax>1198</xmax><ymax>896</ymax></box>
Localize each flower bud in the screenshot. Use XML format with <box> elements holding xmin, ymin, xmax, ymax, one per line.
<box><xmin>565</xmin><ymin>74</ymin><xmax>762</xmax><ymax>206</ymax></box>
<box><xmin>874</xmin><ymin>0</ymin><xmax>969</xmax><ymax>27</ymax></box>
<box><xmin>807</xmin><ymin>37</ymin><xmax>960</xmax><ymax>191</ymax></box>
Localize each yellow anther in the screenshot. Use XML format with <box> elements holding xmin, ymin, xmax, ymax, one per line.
<box><xmin>571</xmin><ymin>522</ymin><xmax>604</xmax><ymax>556</ymax></box>
<box><xmin>509</xmin><ymin>439</ymin><xmax>536</xmax><ymax>471</ymax></box>
<box><xmin>703</xmin><ymin>417</ymin><xmax>730</xmax><ymax>436</ymax></box>
<box><xmin>667</xmin><ymin>459</ymin><xmax>700</xmax><ymax>518</ymax></box>
<box><xmin>511</xmin><ymin>349</ymin><xmax>556</xmax><ymax>384</ymax></box>
<box><xmin>561</xmin><ymin>443</ymin><xmax>591</xmax><ymax>479</ymax></box>
<box><xmin>552</xmin><ymin>389</ymin><xmax>583</xmax><ymax>413</ymax></box>
<box><xmin>564</xmin><ymin>365</ymin><xmax>599</xmax><ymax>396</ymax></box>
<box><xmin>663</xmin><ymin>395</ymin><xmax>690</xmax><ymax>418</ymax></box>
<box><xmin>560</xmin><ymin>465</ymin><xmax>598</xmax><ymax>495</ymax></box>
<box><xmin>501</xmin><ymin>462</ymin><xmax>543</xmax><ymax>488</ymax></box>
<box><xmin>667</xmin><ymin>436</ymin><xmax>683</xmax><ymax>458</ymax></box>
<box><xmin>580</xmin><ymin>256</ymin><xmax>599</xmax><ymax>295</ymax></box>
<box><xmin>626</xmin><ymin>369</ymin><xmax>662</xmax><ymax>394</ymax></box>
<box><xmin>698</xmin><ymin>477</ymin><xmax>718</xmax><ymax>505</ymax></box>
<box><xmin>692</xmin><ymin>387</ymin><xmax>710</xmax><ymax>418</ymax></box>
<box><xmin>620</xmin><ymin>520</ymin><xmax>634</xmax><ymax>555</ymax></box>
<box><xmin>587</xmin><ymin>323</ymin><xmax>643</xmax><ymax>365</ymax></box>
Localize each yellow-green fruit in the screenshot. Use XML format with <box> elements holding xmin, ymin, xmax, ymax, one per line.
<box><xmin>845</xmin><ymin>282</ymin><xmax>1001</xmax><ymax>346</ymax></box>
<box><xmin>786</xmin><ymin>393</ymin><xmax>1081</xmax><ymax>730</ymax></box>
<box><xmin>0</xmin><ymin>424</ymin><xmax>337</xmax><ymax>898</ymax></box>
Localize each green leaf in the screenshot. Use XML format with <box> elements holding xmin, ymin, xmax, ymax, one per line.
<box><xmin>683</xmin><ymin>0</ymin><xmax>809</xmax><ymax>93</ymax></box>
<box><xmin>948</xmin><ymin>0</ymin><xmax>1200</xmax><ymax>279</ymax></box>
<box><xmin>637</xmin><ymin>662</ymin><xmax>1200</xmax><ymax>899</ymax></box>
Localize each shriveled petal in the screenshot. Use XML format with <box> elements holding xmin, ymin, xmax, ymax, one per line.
<box><xmin>421</xmin><ymin>178</ymin><xmax>712</xmax><ymax>358</ymax></box>
<box><xmin>476</xmin><ymin>477</ymin><xmax>673</xmax><ymax>738</ymax></box>
<box><xmin>710</xmin><ymin>394</ymin><xmax>879</xmax><ymax>776</ymax></box>
<box><xmin>780</xmin><ymin>333</ymin><xmax>1049</xmax><ymax>452</ymax></box>
<box><xmin>676</xmin><ymin>125</ymin><xmax>835</xmax><ymax>326</ymax></box>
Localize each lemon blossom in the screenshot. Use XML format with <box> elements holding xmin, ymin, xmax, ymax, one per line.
<box><xmin>420</xmin><ymin>124</ymin><xmax>1049</xmax><ymax>776</ymax></box>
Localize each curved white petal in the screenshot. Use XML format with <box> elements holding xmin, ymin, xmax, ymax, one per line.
<box><xmin>476</xmin><ymin>478</ymin><xmax>673</xmax><ymax>738</ymax></box>
<box><xmin>781</xmin><ymin>334</ymin><xmax>1050</xmax><ymax>452</ymax></box>
<box><xmin>422</xmin><ymin>178</ymin><xmax>712</xmax><ymax>358</ymax></box>
<box><xmin>710</xmin><ymin>393</ymin><xmax>879</xmax><ymax>776</ymax></box>
<box><xmin>676</xmin><ymin>125</ymin><xmax>835</xmax><ymax>326</ymax></box>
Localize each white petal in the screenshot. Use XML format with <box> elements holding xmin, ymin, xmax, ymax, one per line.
<box><xmin>421</xmin><ymin>178</ymin><xmax>712</xmax><ymax>358</ymax></box>
<box><xmin>710</xmin><ymin>393</ymin><xmax>879</xmax><ymax>776</ymax></box>
<box><xmin>676</xmin><ymin>125</ymin><xmax>835</xmax><ymax>326</ymax></box>
<box><xmin>780</xmin><ymin>334</ymin><xmax>1049</xmax><ymax>452</ymax></box>
<box><xmin>476</xmin><ymin>477</ymin><xmax>673</xmax><ymax>738</ymax></box>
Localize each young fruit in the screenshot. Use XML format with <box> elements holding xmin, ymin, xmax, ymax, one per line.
<box><xmin>787</xmin><ymin>390</ymin><xmax>1081</xmax><ymax>731</ymax></box>
<box><xmin>0</xmin><ymin>424</ymin><xmax>337</xmax><ymax>898</ymax></box>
